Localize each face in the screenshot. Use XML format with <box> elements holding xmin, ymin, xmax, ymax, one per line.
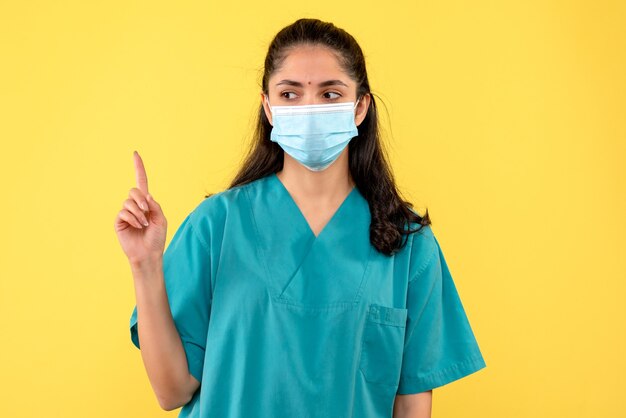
<box><xmin>261</xmin><ymin>44</ymin><xmax>370</xmax><ymax>127</ymax></box>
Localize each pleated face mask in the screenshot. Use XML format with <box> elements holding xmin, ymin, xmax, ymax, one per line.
<box><xmin>265</xmin><ymin>94</ymin><xmax>361</xmax><ymax>171</ymax></box>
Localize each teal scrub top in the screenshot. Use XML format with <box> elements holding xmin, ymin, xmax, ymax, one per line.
<box><xmin>129</xmin><ymin>172</ymin><xmax>486</xmax><ymax>417</ymax></box>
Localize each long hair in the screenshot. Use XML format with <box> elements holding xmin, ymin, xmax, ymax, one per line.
<box><xmin>206</xmin><ymin>18</ymin><xmax>431</xmax><ymax>256</ymax></box>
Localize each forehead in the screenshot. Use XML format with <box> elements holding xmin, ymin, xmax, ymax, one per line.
<box><xmin>270</xmin><ymin>44</ymin><xmax>348</xmax><ymax>84</ymax></box>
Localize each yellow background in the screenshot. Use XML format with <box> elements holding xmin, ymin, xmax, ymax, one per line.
<box><xmin>1</xmin><ymin>1</ymin><xmax>624</xmax><ymax>417</ymax></box>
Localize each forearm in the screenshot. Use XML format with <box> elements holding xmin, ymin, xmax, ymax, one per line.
<box><xmin>393</xmin><ymin>390</ymin><xmax>433</xmax><ymax>418</ymax></box>
<box><xmin>131</xmin><ymin>258</ymin><xmax>197</xmax><ymax>410</ymax></box>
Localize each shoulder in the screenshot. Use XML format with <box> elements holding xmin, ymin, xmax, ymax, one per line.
<box><xmin>187</xmin><ymin>176</ymin><xmax>268</xmax><ymax>230</ymax></box>
<box><xmin>406</xmin><ymin>218</ymin><xmax>440</xmax><ymax>282</ymax></box>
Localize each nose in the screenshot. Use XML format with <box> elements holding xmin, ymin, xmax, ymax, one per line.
<box><xmin>303</xmin><ymin>95</ymin><xmax>319</xmax><ymax>106</ymax></box>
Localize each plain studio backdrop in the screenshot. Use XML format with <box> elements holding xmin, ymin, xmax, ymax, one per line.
<box><xmin>0</xmin><ymin>1</ymin><xmax>624</xmax><ymax>417</ymax></box>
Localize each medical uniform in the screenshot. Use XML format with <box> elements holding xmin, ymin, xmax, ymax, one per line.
<box><xmin>129</xmin><ymin>172</ymin><xmax>486</xmax><ymax>417</ymax></box>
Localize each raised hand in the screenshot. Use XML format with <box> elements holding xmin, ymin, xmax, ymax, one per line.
<box><xmin>114</xmin><ymin>151</ymin><xmax>168</xmax><ymax>266</ymax></box>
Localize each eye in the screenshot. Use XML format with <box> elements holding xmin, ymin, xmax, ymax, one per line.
<box><xmin>280</xmin><ymin>91</ymin><xmax>297</xmax><ymax>99</ymax></box>
<box><xmin>323</xmin><ymin>91</ymin><xmax>341</xmax><ymax>100</ymax></box>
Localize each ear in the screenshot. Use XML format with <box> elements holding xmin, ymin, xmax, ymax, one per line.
<box><xmin>355</xmin><ymin>93</ymin><xmax>371</xmax><ymax>127</ymax></box>
<box><xmin>261</xmin><ymin>92</ymin><xmax>273</xmax><ymax>126</ymax></box>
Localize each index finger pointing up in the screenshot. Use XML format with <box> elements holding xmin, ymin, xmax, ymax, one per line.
<box><xmin>133</xmin><ymin>150</ymin><xmax>149</xmax><ymax>194</ymax></box>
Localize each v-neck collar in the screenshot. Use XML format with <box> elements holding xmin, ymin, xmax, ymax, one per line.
<box><xmin>269</xmin><ymin>172</ymin><xmax>358</xmax><ymax>241</ymax></box>
<box><xmin>245</xmin><ymin>172</ymin><xmax>374</xmax><ymax>310</ymax></box>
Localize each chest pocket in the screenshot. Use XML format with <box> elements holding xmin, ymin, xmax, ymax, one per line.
<box><xmin>359</xmin><ymin>303</ymin><xmax>408</xmax><ymax>386</ymax></box>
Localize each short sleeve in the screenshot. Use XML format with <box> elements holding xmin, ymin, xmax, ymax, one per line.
<box><xmin>129</xmin><ymin>211</ymin><xmax>212</xmax><ymax>383</ymax></box>
<box><xmin>396</xmin><ymin>235</ymin><xmax>486</xmax><ymax>394</ymax></box>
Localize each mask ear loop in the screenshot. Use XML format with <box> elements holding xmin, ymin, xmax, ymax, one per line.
<box><xmin>264</xmin><ymin>94</ymin><xmax>273</xmax><ymax>114</ymax></box>
<box><xmin>353</xmin><ymin>95</ymin><xmax>362</xmax><ymax>135</ymax></box>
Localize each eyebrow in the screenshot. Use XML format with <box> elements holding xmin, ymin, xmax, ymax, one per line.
<box><xmin>275</xmin><ymin>79</ymin><xmax>349</xmax><ymax>88</ymax></box>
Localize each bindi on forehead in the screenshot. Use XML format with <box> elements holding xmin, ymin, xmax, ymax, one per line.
<box><xmin>275</xmin><ymin>79</ymin><xmax>349</xmax><ymax>88</ymax></box>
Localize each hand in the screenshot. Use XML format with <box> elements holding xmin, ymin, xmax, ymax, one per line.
<box><xmin>114</xmin><ymin>151</ymin><xmax>168</xmax><ymax>267</ymax></box>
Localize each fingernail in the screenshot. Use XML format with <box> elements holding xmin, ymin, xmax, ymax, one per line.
<box><xmin>140</xmin><ymin>201</ymin><xmax>147</xmax><ymax>211</ymax></box>
<box><xmin>142</xmin><ymin>219</ymin><xmax>149</xmax><ymax>227</ymax></box>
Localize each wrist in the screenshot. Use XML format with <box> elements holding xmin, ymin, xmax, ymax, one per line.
<box><xmin>129</xmin><ymin>254</ymin><xmax>163</xmax><ymax>277</ymax></box>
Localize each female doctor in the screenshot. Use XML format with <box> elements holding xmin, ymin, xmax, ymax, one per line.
<box><xmin>115</xmin><ymin>18</ymin><xmax>485</xmax><ymax>418</ymax></box>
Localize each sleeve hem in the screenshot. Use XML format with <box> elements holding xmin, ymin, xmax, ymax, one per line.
<box><xmin>181</xmin><ymin>338</ymin><xmax>205</xmax><ymax>384</ymax></box>
<box><xmin>130</xmin><ymin>321</ymin><xmax>205</xmax><ymax>383</ymax></box>
<box><xmin>396</xmin><ymin>355</ymin><xmax>486</xmax><ymax>394</ymax></box>
<box><xmin>130</xmin><ymin>320</ymin><xmax>140</xmax><ymax>349</ymax></box>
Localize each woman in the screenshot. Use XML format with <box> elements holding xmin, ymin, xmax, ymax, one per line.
<box><xmin>115</xmin><ymin>18</ymin><xmax>486</xmax><ymax>418</ymax></box>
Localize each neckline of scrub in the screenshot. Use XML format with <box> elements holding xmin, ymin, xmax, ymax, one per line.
<box><xmin>269</xmin><ymin>172</ymin><xmax>358</xmax><ymax>241</ymax></box>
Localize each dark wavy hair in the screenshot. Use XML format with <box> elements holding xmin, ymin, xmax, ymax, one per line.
<box><xmin>205</xmin><ymin>18</ymin><xmax>431</xmax><ymax>256</ymax></box>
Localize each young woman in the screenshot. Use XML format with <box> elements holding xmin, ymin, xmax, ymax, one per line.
<box><xmin>115</xmin><ymin>18</ymin><xmax>486</xmax><ymax>418</ymax></box>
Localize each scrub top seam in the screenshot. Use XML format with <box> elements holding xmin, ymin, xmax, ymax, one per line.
<box><xmin>351</xmin><ymin>244</ymin><xmax>375</xmax><ymax>305</ymax></box>
<box><xmin>403</xmin><ymin>250</ymin><xmax>440</xmax><ymax>344</ymax></box>
<box><xmin>407</xmin><ymin>238</ymin><xmax>438</xmax><ymax>284</ymax></box>
<box><xmin>242</xmin><ymin>178</ymin><xmax>275</xmax><ymax>299</ymax></box>
<box><xmin>187</xmin><ymin>209</ymin><xmax>212</xmax><ymax>260</ymax></box>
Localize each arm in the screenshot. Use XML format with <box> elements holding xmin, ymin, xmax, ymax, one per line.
<box><xmin>131</xmin><ymin>257</ymin><xmax>200</xmax><ymax>410</ymax></box>
<box><xmin>393</xmin><ymin>390</ymin><xmax>433</xmax><ymax>418</ymax></box>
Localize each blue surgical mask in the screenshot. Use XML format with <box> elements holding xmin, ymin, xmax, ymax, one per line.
<box><xmin>265</xmin><ymin>94</ymin><xmax>361</xmax><ymax>171</ymax></box>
